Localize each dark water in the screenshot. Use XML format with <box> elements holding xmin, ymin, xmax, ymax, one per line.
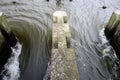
<box><xmin>0</xmin><ymin>0</ymin><xmax>120</xmax><ymax>80</ymax></box>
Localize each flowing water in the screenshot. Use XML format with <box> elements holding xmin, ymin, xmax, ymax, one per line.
<box><xmin>0</xmin><ymin>0</ymin><xmax>120</xmax><ymax>80</ymax></box>
<box><xmin>1</xmin><ymin>42</ymin><xmax>22</xmax><ymax>80</ymax></box>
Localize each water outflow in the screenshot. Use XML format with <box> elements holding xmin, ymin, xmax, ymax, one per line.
<box><xmin>99</xmin><ymin>28</ymin><xmax>120</xmax><ymax>79</ymax></box>
<box><xmin>99</xmin><ymin>28</ymin><xmax>117</xmax><ymax>61</ymax></box>
<box><xmin>0</xmin><ymin>0</ymin><xmax>120</xmax><ymax>80</ymax></box>
<box><xmin>1</xmin><ymin>42</ymin><xmax>22</xmax><ymax>80</ymax></box>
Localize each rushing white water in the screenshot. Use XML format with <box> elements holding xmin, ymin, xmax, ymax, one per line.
<box><xmin>99</xmin><ymin>28</ymin><xmax>120</xmax><ymax>79</ymax></box>
<box><xmin>99</xmin><ymin>28</ymin><xmax>108</xmax><ymax>45</ymax></box>
<box><xmin>0</xmin><ymin>0</ymin><xmax>120</xmax><ymax>80</ymax></box>
<box><xmin>99</xmin><ymin>28</ymin><xmax>117</xmax><ymax>59</ymax></box>
<box><xmin>1</xmin><ymin>42</ymin><xmax>22</xmax><ymax>80</ymax></box>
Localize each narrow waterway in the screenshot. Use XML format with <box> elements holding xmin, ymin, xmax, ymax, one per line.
<box><xmin>0</xmin><ymin>0</ymin><xmax>120</xmax><ymax>80</ymax></box>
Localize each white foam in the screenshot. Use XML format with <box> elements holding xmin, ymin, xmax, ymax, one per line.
<box><xmin>2</xmin><ymin>42</ymin><xmax>22</xmax><ymax>80</ymax></box>
<box><xmin>99</xmin><ymin>28</ymin><xmax>108</xmax><ymax>44</ymax></box>
<box><xmin>99</xmin><ymin>28</ymin><xmax>118</xmax><ymax>59</ymax></box>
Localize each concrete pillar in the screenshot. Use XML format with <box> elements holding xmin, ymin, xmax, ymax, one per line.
<box><xmin>0</xmin><ymin>12</ymin><xmax>11</xmax><ymax>47</ymax></box>
<box><xmin>51</xmin><ymin>11</ymin><xmax>79</xmax><ymax>80</ymax></box>
<box><xmin>105</xmin><ymin>10</ymin><xmax>120</xmax><ymax>39</ymax></box>
<box><xmin>0</xmin><ymin>12</ymin><xmax>11</xmax><ymax>32</ymax></box>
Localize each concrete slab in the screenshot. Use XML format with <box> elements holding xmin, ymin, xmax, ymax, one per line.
<box><xmin>51</xmin><ymin>11</ymin><xmax>79</xmax><ymax>80</ymax></box>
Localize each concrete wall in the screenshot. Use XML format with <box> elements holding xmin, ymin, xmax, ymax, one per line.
<box><xmin>0</xmin><ymin>12</ymin><xmax>11</xmax><ymax>48</ymax></box>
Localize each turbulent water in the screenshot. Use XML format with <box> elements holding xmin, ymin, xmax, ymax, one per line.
<box><xmin>0</xmin><ymin>0</ymin><xmax>120</xmax><ymax>80</ymax></box>
<box><xmin>1</xmin><ymin>42</ymin><xmax>22</xmax><ymax>80</ymax></box>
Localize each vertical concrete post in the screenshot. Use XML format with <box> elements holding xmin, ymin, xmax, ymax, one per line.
<box><xmin>51</xmin><ymin>11</ymin><xmax>79</xmax><ymax>80</ymax></box>
<box><xmin>105</xmin><ymin>10</ymin><xmax>120</xmax><ymax>38</ymax></box>
<box><xmin>0</xmin><ymin>12</ymin><xmax>11</xmax><ymax>47</ymax></box>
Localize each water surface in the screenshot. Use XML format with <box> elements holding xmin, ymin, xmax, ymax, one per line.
<box><xmin>0</xmin><ymin>0</ymin><xmax>120</xmax><ymax>80</ymax></box>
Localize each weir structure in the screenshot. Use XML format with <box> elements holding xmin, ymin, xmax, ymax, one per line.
<box><xmin>51</xmin><ymin>11</ymin><xmax>79</xmax><ymax>80</ymax></box>
<box><xmin>105</xmin><ymin>10</ymin><xmax>120</xmax><ymax>60</ymax></box>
